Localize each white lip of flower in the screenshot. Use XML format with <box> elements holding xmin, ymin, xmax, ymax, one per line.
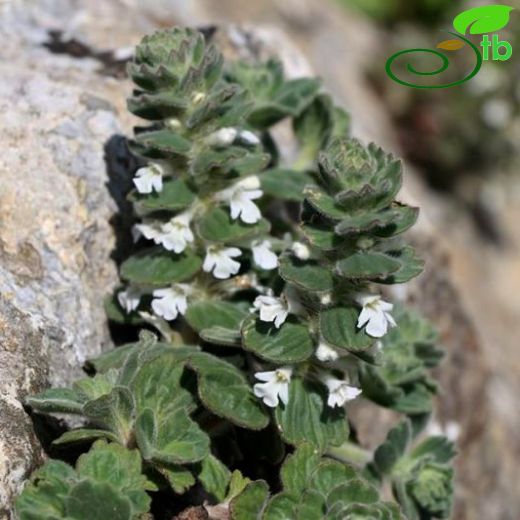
<box><xmin>117</xmin><ymin>287</ymin><xmax>142</xmax><ymax>313</ymax></box>
<box><xmin>215</xmin><ymin>176</ymin><xmax>263</xmax><ymax>224</ymax></box>
<box><xmin>426</xmin><ymin>420</ymin><xmax>460</xmax><ymax>442</ymax></box>
<box><xmin>207</xmin><ymin>127</ymin><xmax>238</xmax><ymax>147</ymax></box>
<box><xmin>323</xmin><ymin>376</ymin><xmax>362</xmax><ymax>408</ymax></box>
<box><xmin>156</xmin><ymin>213</ymin><xmax>194</xmax><ymax>253</ymax></box>
<box><xmin>356</xmin><ymin>293</ymin><xmax>396</xmax><ymax>338</ymax></box>
<box><xmin>251</xmin><ymin>240</ymin><xmax>278</xmax><ymax>270</ymax></box>
<box><xmin>315</xmin><ymin>341</ymin><xmax>339</xmax><ymax>362</ymax></box>
<box><xmin>253</xmin><ymin>295</ymin><xmax>289</xmax><ymax>328</ymax></box>
<box><xmin>320</xmin><ymin>292</ymin><xmax>333</xmax><ymax>306</ymax></box>
<box><xmin>133</xmin><ymin>222</ymin><xmax>162</xmax><ymax>243</ymax></box>
<box><xmin>203</xmin><ymin>246</ymin><xmax>242</xmax><ymax>279</ymax></box>
<box><xmin>253</xmin><ymin>367</ymin><xmax>292</xmax><ymax>408</ymax></box>
<box><xmin>239</xmin><ymin>130</ymin><xmax>260</xmax><ymax>146</ymax></box>
<box><xmin>151</xmin><ymin>284</ymin><xmax>190</xmax><ymax>321</ymax></box>
<box><xmin>292</xmin><ymin>241</ymin><xmax>310</xmax><ymax>260</ymax></box>
<box><xmin>133</xmin><ymin>163</ymin><xmax>164</xmax><ymax>194</ymax></box>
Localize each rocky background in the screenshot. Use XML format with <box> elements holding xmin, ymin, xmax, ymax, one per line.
<box><xmin>1</xmin><ymin>0</ymin><xmax>519</xmax><ymax>518</ymax></box>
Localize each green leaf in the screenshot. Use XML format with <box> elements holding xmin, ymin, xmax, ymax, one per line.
<box><xmin>230</xmin><ymin>480</ymin><xmax>269</xmax><ymax>520</ymax></box>
<box><xmin>278</xmin><ymin>255</ymin><xmax>334</xmax><ymax>293</ymax></box>
<box><xmin>293</xmin><ymin>94</ymin><xmax>335</xmax><ymax>170</ymax></box>
<box><xmin>295</xmin><ymin>490</ymin><xmax>326</xmax><ymax>518</ymax></box>
<box><xmin>378</xmin><ymin>247</ymin><xmax>424</xmax><ymax>284</ymax></box>
<box><xmin>275</xmin><ymin>378</ymin><xmax>348</xmax><ymax>450</ymax></box>
<box><xmin>310</xmin><ymin>460</ymin><xmax>357</xmax><ymax>496</ymax></box>
<box><xmin>15</xmin><ymin>460</ymin><xmax>75</xmax><ymax>519</ymax></box>
<box><xmin>262</xmin><ymin>492</ymin><xmax>298</xmax><ymax>520</ymax></box>
<box><xmin>127</xmin><ymin>90</ymin><xmax>187</xmax><ymax>119</ymax></box>
<box><xmin>373</xmin><ymin>421</ymin><xmax>412</xmax><ymax>476</ymax></box>
<box><xmin>304</xmin><ymin>186</ymin><xmax>349</xmax><ymax>220</ymax></box>
<box><xmin>120</xmin><ymin>247</ymin><xmax>201</xmax><ymax>285</ymax></box>
<box><xmin>65</xmin><ymin>480</ymin><xmax>133</xmax><ymax>520</ymax></box>
<box><xmin>157</xmin><ymin>465</ymin><xmax>195</xmax><ymax>494</ymax></box>
<box><xmin>336</xmin><ymin>251</ymin><xmax>401</xmax><ymax>280</ymax></box>
<box><xmin>188</xmin><ymin>352</ymin><xmax>269</xmax><ymax>430</ymax></box>
<box><xmin>82</xmin><ymin>386</ymin><xmax>135</xmax><ymax>442</ymax></box>
<box><xmin>16</xmin><ymin>441</ymin><xmax>151</xmax><ymax>520</ymax></box>
<box><xmin>410</xmin><ymin>436</ymin><xmax>456</xmax><ymax>464</ymax></box>
<box><xmin>130</xmin><ymin>353</ymin><xmax>194</xmax><ymax>414</ymax></box>
<box><xmin>200</xmin><ymin>326</ymin><xmax>242</xmax><ymax>347</ymax></box>
<box><xmin>260</xmin><ymin>168</ymin><xmax>316</xmax><ymax>201</ymax></box>
<box><xmin>75</xmin><ymin>441</ymin><xmax>151</xmax><ymax>516</ymax></box>
<box><xmin>327</xmin><ymin>478</ymin><xmax>379</xmax><ymax>505</ymax></box>
<box><xmin>86</xmin><ymin>342</ymin><xmax>140</xmax><ymax>373</ymax></box>
<box><xmin>280</xmin><ymin>443</ymin><xmax>321</xmax><ymax>496</ymax></box>
<box><xmin>53</xmin><ymin>429</ymin><xmax>120</xmax><ymax>447</ymax></box>
<box><xmin>334</xmin><ymin>203</ymin><xmax>418</xmax><ymax>237</ymax></box>
<box><xmin>453</xmin><ymin>5</ymin><xmax>514</xmax><ymax>35</ymax></box>
<box><xmin>301</xmin><ymin>222</ymin><xmax>339</xmax><ymax>251</ymax></box>
<box><xmin>319</xmin><ymin>307</ymin><xmax>373</xmax><ymax>352</ymax></box>
<box><xmin>129</xmin><ymin>178</ymin><xmax>196</xmax><ymax>214</ymax></box>
<box><xmin>135</xmin><ymin>130</ymin><xmax>192</xmax><ymax>156</ymax></box>
<box><xmin>393</xmin><ymin>384</ymin><xmax>434</xmax><ymax>414</ymax></box>
<box><xmin>135</xmin><ymin>407</ymin><xmax>210</xmax><ymax>465</ymax></box>
<box><xmin>185</xmin><ymin>300</ymin><xmax>248</xmax><ymax>332</ymax></box>
<box><xmin>25</xmin><ymin>388</ymin><xmax>86</xmax><ymax>415</ymax></box>
<box><xmin>242</xmin><ymin>317</ymin><xmax>314</xmax><ymax>364</ymax></box>
<box><xmin>197</xmin><ymin>454</ymin><xmax>232</xmax><ymax>502</ymax></box>
<box><xmin>227</xmin><ymin>470</ymin><xmax>253</xmax><ymax>501</ymax></box>
<box><xmin>73</xmin><ymin>370</ymin><xmax>118</xmax><ymax>401</ymax></box>
<box><xmin>197</xmin><ymin>207</ymin><xmax>270</xmax><ymax>244</ymax></box>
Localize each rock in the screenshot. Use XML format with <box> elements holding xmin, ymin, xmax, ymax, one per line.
<box><xmin>0</xmin><ymin>297</ymin><xmax>47</xmax><ymax>518</ymax></box>
<box><xmin>0</xmin><ymin>3</ymin><xmax>128</xmax><ymax>515</ymax></box>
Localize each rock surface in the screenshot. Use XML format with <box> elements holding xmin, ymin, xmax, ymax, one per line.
<box><xmin>0</xmin><ymin>0</ymin><xmax>515</xmax><ymax>518</ymax></box>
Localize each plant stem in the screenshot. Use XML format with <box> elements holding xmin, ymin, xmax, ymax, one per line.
<box><xmin>326</xmin><ymin>441</ymin><xmax>372</xmax><ymax>467</ymax></box>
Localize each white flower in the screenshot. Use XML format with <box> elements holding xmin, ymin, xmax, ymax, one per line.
<box><xmin>216</xmin><ymin>176</ymin><xmax>263</xmax><ymax>224</ymax></box>
<box><xmin>239</xmin><ymin>130</ymin><xmax>260</xmax><ymax>146</ymax></box>
<box><xmin>157</xmin><ymin>213</ymin><xmax>194</xmax><ymax>253</ymax></box>
<box><xmin>203</xmin><ymin>246</ymin><xmax>242</xmax><ymax>279</ymax></box>
<box><xmin>481</xmin><ymin>99</ymin><xmax>511</xmax><ymax>129</ymax></box>
<box><xmin>323</xmin><ymin>376</ymin><xmax>362</xmax><ymax>408</ymax></box>
<box><xmin>292</xmin><ymin>241</ymin><xmax>310</xmax><ymax>260</ymax></box>
<box><xmin>207</xmin><ymin>127</ymin><xmax>237</xmax><ymax>147</ymax></box>
<box><xmin>356</xmin><ymin>293</ymin><xmax>396</xmax><ymax>338</ymax></box>
<box><xmin>151</xmin><ymin>285</ymin><xmax>190</xmax><ymax>321</ymax></box>
<box><xmin>117</xmin><ymin>287</ymin><xmax>142</xmax><ymax>313</ymax></box>
<box><xmin>320</xmin><ymin>292</ymin><xmax>333</xmax><ymax>306</ymax></box>
<box><xmin>426</xmin><ymin>420</ymin><xmax>460</xmax><ymax>442</ymax></box>
<box><xmin>133</xmin><ymin>163</ymin><xmax>164</xmax><ymax>194</ymax></box>
<box><xmin>252</xmin><ymin>240</ymin><xmax>278</xmax><ymax>270</ymax></box>
<box><xmin>133</xmin><ymin>222</ymin><xmax>162</xmax><ymax>243</ymax></box>
<box><xmin>253</xmin><ymin>367</ymin><xmax>292</xmax><ymax>408</ymax></box>
<box><xmin>315</xmin><ymin>341</ymin><xmax>339</xmax><ymax>362</ymax></box>
<box><xmin>253</xmin><ymin>295</ymin><xmax>289</xmax><ymax>328</ymax></box>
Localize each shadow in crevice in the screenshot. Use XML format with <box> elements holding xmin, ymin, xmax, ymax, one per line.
<box><xmin>104</xmin><ymin>134</ymin><xmax>141</xmax><ymax>266</ymax></box>
<box><xmin>43</xmin><ymin>30</ymin><xmax>130</xmax><ymax>78</ymax></box>
<box><xmin>103</xmin><ymin>135</ymin><xmax>146</xmax><ymax>346</ymax></box>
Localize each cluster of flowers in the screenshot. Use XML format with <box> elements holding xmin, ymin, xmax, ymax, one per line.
<box><xmin>119</xmin><ymin>136</ymin><xmax>397</xmax><ymax>411</ymax></box>
<box><xmin>251</xmin><ymin>290</ymin><xmax>395</xmax><ymax>409</ymax></box>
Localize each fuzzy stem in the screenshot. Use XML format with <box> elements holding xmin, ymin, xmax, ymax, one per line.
<box><xmin>326</xmin><ymin>441</ymin><xmax>372</xmax><ymax>467</ymax></box>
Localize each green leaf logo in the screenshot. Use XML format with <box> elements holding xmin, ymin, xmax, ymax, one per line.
<box><xmin>453</xmin><ymin>5</ymin><xmax>514</xmax><ymax>35</ymax></box>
